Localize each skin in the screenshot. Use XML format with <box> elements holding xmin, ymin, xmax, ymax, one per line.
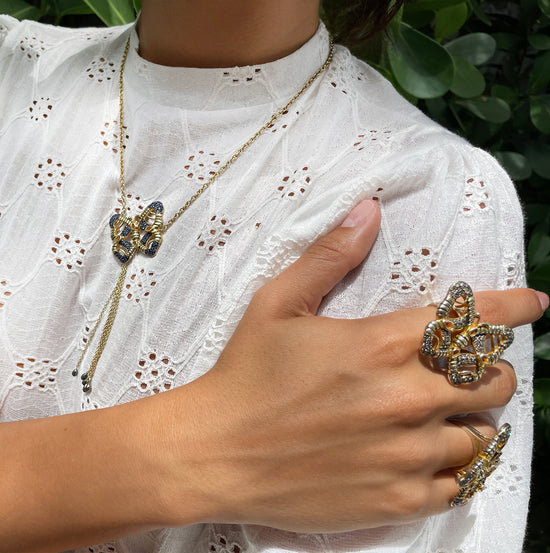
<box><xmin>1</xmin><ymin>2</ymin><xmax>548</xmax><ymax>552</ymax></box>
<box><xmin>137</xmin><ymin>0</ymin><xmax>320</xmax><ymax>67</ymax></box>
<box><xmin>1</xmin><ymin>201</ymin><xmax>546</xmax><ymax>552</ymax></box>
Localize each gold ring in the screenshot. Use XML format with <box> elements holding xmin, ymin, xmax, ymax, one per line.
<box><xmin>421</xmin><ymin>281</ymin><xmax>514</xmax><ymax>385</ymax></box>
<box><xmin>449</xmin><ymin>420</ymin><xmax>512</xmax><ymax>507</ymax></box>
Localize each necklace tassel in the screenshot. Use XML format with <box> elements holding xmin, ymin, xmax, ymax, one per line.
<box><xmin>74</xmin><ymin>263</ymin><xmax>129</xmax><ymax>393</ymax></box>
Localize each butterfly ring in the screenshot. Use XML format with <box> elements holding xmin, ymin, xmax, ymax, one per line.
<box><xmin>448</xmin><ymin>419</ymin><xmax>512</xmax><ymax>506</ymax></box>
<box><xmin>421</xmin><ymin>282</ymin><xmax>514</xmax><ymax>385</ymax></box>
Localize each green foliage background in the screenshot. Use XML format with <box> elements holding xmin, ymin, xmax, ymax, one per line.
<box><xmin>1</xmin><ymin>0</ymin><xmax>549</xmax><ymax>549</ymax></box>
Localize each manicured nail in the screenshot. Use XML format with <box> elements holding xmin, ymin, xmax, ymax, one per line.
<box><xmin>536</xmin><ymin>291</ymin><xmax>549</xmax><ymax>311</ymax></box>
<box><xmin>341</xmin><ymin>200</ymin><xmax>378</xmax><ymax>228</ymax></box>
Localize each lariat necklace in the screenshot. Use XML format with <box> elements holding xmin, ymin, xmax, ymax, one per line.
<box><xmin>74</xmin><ymin>35</ymin><xmax>334</xmax><ymax>393</ymax></box>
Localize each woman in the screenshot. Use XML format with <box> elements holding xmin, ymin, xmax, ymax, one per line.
<box><xmin>0</xmin><ymin>1</ymin><xmax>545</xmax><ymax>552</ymax></box>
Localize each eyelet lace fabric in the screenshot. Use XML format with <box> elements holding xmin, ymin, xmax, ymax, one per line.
<box><xmin>0</xmin><ymin>15</ymin><xmax>533</xmax><ymax>553</ymax></box>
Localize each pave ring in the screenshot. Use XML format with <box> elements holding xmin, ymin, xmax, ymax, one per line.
<box><xmin>449</xmin><ymin>419</ymin><xmax>512</xmax><ymax>507</ymax></box>
<box><xmin>420</xmin><ymin>281</ymin><xmax>514</xmax><ymax>385</ymax></box>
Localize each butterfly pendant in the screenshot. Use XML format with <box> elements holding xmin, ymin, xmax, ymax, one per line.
<box><xmin>421</xmin><ymin>281</ymin><xmax>514</xmax><ymax>385</ymax></box>
<box><xmin>109</xmin><ymin>201</ymin><xmax>164</xmax><ymax>264</ymax></box>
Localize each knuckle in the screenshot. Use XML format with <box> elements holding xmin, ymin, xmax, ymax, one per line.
<box><xmin>392</xmin><ymin>387</ymin><xmax>436</xmax><ymax>423</ymax></box>
<box><xmin>491</xmin><ymin>362</ymin><xmax>517</xmax><ymax>405</ymax></box>
<box><xmin>250</xmin><ymin>281</ymin><xmax>284</xmax><ymax>314</ymax></box>
<box><xmin>370</xmin><ymin>325</ymin><xmax>411</xmax><ymax>366</ymax></box>
<box><xmin>309</xmin><ymin>234</ymin><xmax>356</xmax><ymax>273</ymax></box>
<box><xmin>387</xmin><ymin>481</ymin><xmax>430</xmax><ymax>519</ymax></box>
<box><xmin>479</xmin><ymin>298</ymin><xmax>506</xmax><ymax>324</ymax></box>
<box><xmin>397</xmin><ymin>437</ymin><xmax>432</xmax><ymax>471</ymax></box>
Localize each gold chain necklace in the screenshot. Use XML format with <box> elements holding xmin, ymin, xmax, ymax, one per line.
<box><xmin>74</xmin><ymin>35</ymin><xmax>334</xmax><ymax>393</ymax></box>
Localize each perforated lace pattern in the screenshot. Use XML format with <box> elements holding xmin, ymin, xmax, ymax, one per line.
<box><xmin>0</xmin><ymin>15</ymin><xmax>532</xmax><ymax>553</ymax></box>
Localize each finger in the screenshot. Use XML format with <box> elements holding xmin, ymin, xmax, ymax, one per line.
<box><xmin>430</xmin><ymin>417</ymin><xmax>501</xmax><ymax>513</ymax></box>
<box><xmin>473</xmin><ymin>288</ymin><xmax>547</xmax><ymax>327</ymax></box>
<box><xmin>432</xmin><ymin>360</ymin><xmax>517</xmax><ymax>415</ymax></box>
<box><xmin>259</xmin><ymin>200</ymin><xmax>381</xmax><ymax>318</ymax></box>
<box><xmin>411</xmin><ymin>288</ymin><xmax>546</xmax><ymax>331</ymax></box>
<box><xmin>376</xmin><ymin>287</ymin><xmax>547</xmax><ymax>357</ymax></box>
<box><xmin>437</xmin><ymin>416</ymin><xmax>497</xmax><ymax>470</ymax></box>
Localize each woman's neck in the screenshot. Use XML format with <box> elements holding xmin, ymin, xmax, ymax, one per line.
<box><xmin>138</xmin><ymin>0</ymin><xmax>320</xmax><ymax>68</ymax></box>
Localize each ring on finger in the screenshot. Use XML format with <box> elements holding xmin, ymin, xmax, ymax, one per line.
<box><xmin>448</xmin><ymin>419</ymin><xmax>512</xmax><ymax>507</ymax></box>
<box><xmin>420</xmin><ymin>281</ymin><xmax>514</xmax><ymax>385</ymax></box>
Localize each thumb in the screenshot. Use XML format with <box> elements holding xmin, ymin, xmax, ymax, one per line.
<box><xmin>262</xmin><ymin>200</ymin><xmax>381</xmax><ymax>317</ymax></box>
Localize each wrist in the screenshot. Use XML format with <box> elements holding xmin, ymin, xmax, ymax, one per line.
<box><xmin>139</xmin><ymin>380</ymin><xmax>229</xmax><ymax>527</ymax></box>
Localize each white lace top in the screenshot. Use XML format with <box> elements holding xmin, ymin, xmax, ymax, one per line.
<box><xmin>0</xmin><ymin>15</ymin><xmax>533</xmax><ymax>553</ymax></box>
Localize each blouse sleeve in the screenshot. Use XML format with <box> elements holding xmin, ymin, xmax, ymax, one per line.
<box><xmin>0</xmin><ymin>14</ymin><xmax>19</xmax><ymax>49</ymax></box>
<box><xmin>316</xmin><ymin>142</ymin><xmax>534</xmax><ymax>553</ymax></box>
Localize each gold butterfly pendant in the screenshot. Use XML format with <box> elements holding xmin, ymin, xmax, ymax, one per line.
<box><xmin>421</xmin><ymin>282</ymin><xmax>514</xmax><ymax>385</ymax></box>
<box><xmin>109</xmin><ymin>201</ymin><xmax>165</xmax><ymax>264</ymax></box>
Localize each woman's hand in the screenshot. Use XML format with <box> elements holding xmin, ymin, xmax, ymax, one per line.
<box><xmin>163</xmin><ymin>200</ymin><xmax>546</xmax><ymax>533</ymax></box>
<box><xmin>2</xmin><ymin>201</ymin><xmax>546</xmax><ymax>553</ymax></box>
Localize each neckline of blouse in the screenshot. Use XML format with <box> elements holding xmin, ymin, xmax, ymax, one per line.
<box><xmin>123</xmin><ymin>20</ymin><xmax>332</xmax><ymax>111</ymax></box>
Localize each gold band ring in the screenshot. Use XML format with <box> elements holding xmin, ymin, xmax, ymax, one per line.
<box><xmin>421</xmin><ymin>281</ymin><xmax>514</xmax><ymax>385</ymax></box>
<box><xmin>449</xmin><ymin>419</ymin><xmax>512</xmax><ymax>507</ymax></box>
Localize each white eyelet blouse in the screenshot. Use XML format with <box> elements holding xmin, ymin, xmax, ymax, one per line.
<box><xmin>0</xmin><ymin>14</ymin><xmax>532</xmax><ymax>553</ymax></box>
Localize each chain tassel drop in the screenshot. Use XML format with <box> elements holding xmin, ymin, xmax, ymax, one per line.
<box><xmin>74</xmin><ymin>202</ymin><xmax>165</xmax><ymax>392</ymax></box>
<box><xmin>74</xmin><ymin>36</ymin><xmax>334</xmax><ymax>393</ymax></box>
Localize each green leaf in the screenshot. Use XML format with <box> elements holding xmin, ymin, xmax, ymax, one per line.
<box><xmin>389</xmin><ymin>5</ymin><xmax>404</xmax><ymax>43</ymax></box>
<box><xmin>444</xmin><ymin>33</ymin><xmax>496</xmax><ymax>65</ymax></box>
<box><xmin>494</xmin><ymin>151</ymin><xmax>532</xmax><ymax>181</ymax></box>
<box><xmin>491</xmin><ymin>84</ymin><xmax>519</xmax><ymax>106</ymax></box>
<box><xmin>0</xmin><ymin>0</ymin><xmax>41</xmax><ymax>20</ymax></box>
<box><xmin>435</xmin><ymin>2</ymin><xmax>469</xmax><ymax>41</ymax></box>
<box><xmin>539</xmin><ymin>0</ymin><xmax>550</xmax><ymax>18</ymax></box>
<box><xmin>450</xmin><ymin>57</ymin><xmax>485</xmax><ymax>98</ymax></box>
<box><xmin>455</xmin><ymin>97</ymin><xmax>511</xmax><ymax>123</ymax></box>
<box><xmin>57</xmin><ymin>0</ymin><xmax>94</xmax><ymax>16</ymax></box>
<box><xmin>531</xmin><ymin>50</ymin><xmax>550</xmax><ymax>93</ymax></box>
<box><xmin>425</xmin><ymin>97</ymin><xmax>448</xmax><ymax>121</ymax></box>
<box><xmin>468</xmin><ymin>0</ymin><xmax>492</xmax><ymax>26</ymax></box>
<box><xmin>401</xmin><ymin>8</ymin><xmax>434</xmax><ymax>29</ymax></box>
<box><xmin>82</xmin><ymin>0</ymin><xmax>135</xmax><ymax>25</ymax></box>
<box><xmin>534</xmin><ymin>377</ymin><xmax>550</xmax><ymax>405</ymax></box>
<box><xmin>133</xmin><ymin>0</ymin><xmax>140</xmax><ymax>12</ymax></box>
<box><xmin>528</xmin><ymin>231</ymin><xmax>550</xmax><ymax>269</ymax></box>
<box><xmin>531</xmin><ymin>95</ymin><xmax>550</xmax><ymax>133</ymax></box>
<box><xmin>387</xmin><ymin>23</ymin><xmax>454</xmax><ymax>99</ymax></box>
<box><xmin>525</xmin><ymin>141</ymin><xmax>550</xmax><ymax>179</ymax></box>
<box><xmin>529</xmin><ymin>33</ymin><xmax>550</xmax><ymax>50</ymax></box>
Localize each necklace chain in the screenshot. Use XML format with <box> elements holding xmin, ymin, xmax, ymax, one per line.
<box><xmin>76</xmin><ymin>33</ymin><xmax>334</xmax><ymax>392</ymax></box>
<box><xmin>118</xmin><ymin>36</ymin><xmax>334</xmax><ymax>231</ymax></box>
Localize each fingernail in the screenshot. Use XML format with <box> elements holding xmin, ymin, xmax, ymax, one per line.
<box><xmin>341</xmin><ymin>200</ymin><xmax>378</xmax><ymax>228</ymax></box>
<box><xmin>536</xmin><ymin>291</ymin><xmax>549</xmax><ymax>311</ymax></box>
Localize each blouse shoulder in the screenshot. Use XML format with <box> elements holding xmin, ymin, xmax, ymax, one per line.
<box><xmin>0</xmin><ymin>14</ymin><xmax>19</xmax><ymax>47</ymax></box>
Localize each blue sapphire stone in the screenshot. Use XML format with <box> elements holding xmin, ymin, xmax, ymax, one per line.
<box><xmin>114</xmin><ymin>251</ymin><xmax>130</xmax><ymax>264</ymax></box>
<box><xmin>109</xmin><ymin>213</ymin><xmax>120</xmax><ymax>228</ymax></box>
<box><xmin>121</xmin><ymin>225</ymin><xmax>131</xmax><ymax>237</ymax></box>
<box><xmin>145</xmin><ymin>241</ymin><xmax>159</xmax><ymax>256</ymax></box>
<box><xmin>148</xmin><ymin>201</ymin><xmax>163</xmax><ymax>213</ymax></box>
<box><xmin>119</xmin><ymin>239</ymin><xmax>132</xmax><ymax>250</ymax></box>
